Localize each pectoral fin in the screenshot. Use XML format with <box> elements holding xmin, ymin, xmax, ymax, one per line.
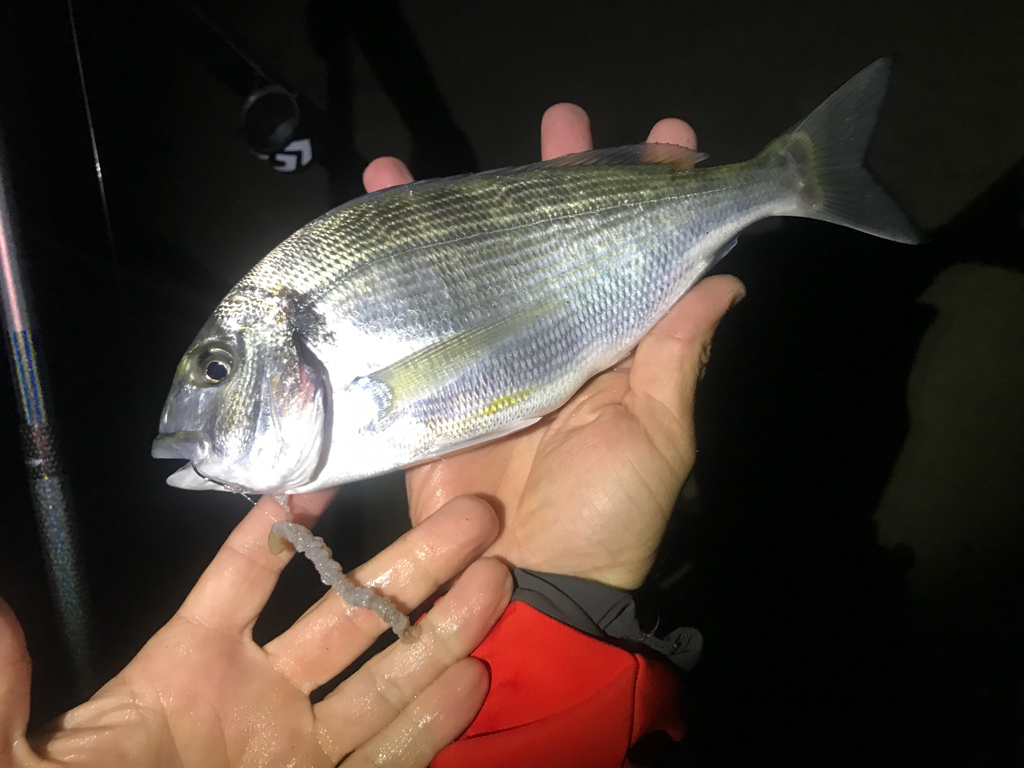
<box><xmin>369</xmin><ymin>301</ymin><xmax>566</xmax><ymax>411</ymax></box>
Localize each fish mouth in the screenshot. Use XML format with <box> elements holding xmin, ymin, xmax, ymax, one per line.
<box><xmin>151</xmin><ymin>431</ymin><xmax>211</xmax><ymax>461</ymax></box>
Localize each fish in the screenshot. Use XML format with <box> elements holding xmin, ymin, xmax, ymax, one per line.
<box><xmin>153</xmin><ymin>58</ymin><xmax>918</xmax><ymax>495</ymax></box>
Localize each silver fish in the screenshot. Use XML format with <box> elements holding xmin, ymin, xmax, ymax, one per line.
<box><xmin>153</xmin><ymin>58</ymin><xmax>917</xmax><ymax>494</ymax></box>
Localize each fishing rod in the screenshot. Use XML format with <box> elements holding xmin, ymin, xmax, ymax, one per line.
<box><xmin>0</xmin><ymin>137</ymin><xmax>92</xmax><ymax>690</ymax></box>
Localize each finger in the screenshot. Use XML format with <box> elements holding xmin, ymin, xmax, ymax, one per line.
<box><xmin>264</xmin><ymin>496</ymin><xmax>498</xmax><ymax>692</ymax></box>
<box><xmin>338</xmin><ymin>657</ymin><xmax>489</xmax><ymax>768</ymax></box>
<box><xmin>0</xmin><ymin>598</ymin><xmax>31</xmax><ymax>751</ymax></box>
<box><xmin>364</xmin><ymin>157</ymin><xmax>415</xmax><ymax>193</ymax></box>
<box><xmin>647</xmin><ymin>117</ymin><xmax>698</xmax><ymax>150</ymax></box>
<box><xmin>540</xmin><ymin>103</ymin><xmax>593</xmax><ymax>160</ymax></box>
<box><xmin>289</xmin><ymin>488</ymin><xmax>340</xmax><ymax>528</ymax></box>
<box><xmin>177</xmin><ymin>489</ymin><xmax>336</xmax><ymax>634</ymax></box>
<box><xmin>629</xmin><ymin>274</ymin><xmax>745</xmax><ymax>441</ymax></box>
<box><xmin>316</xmin><ymin>558</ymin><xmax>510</xmax><ymax>761</ymax></box>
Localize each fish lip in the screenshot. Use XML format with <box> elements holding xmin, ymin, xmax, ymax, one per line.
<box><xmin>152</xmin><ymin>431</ymin><xmax>211</xmax><ymax>461</ymax></box>
<box><xmin>166</xmin><ymin>462</ymin><xmax>232</xmax><ymax>491</ymax></box>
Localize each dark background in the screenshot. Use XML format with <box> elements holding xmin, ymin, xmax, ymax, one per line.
<box><xmin>0</xmin><ymin>0</ymin><xmax>1022</xmax><ymax>765</ymax></box>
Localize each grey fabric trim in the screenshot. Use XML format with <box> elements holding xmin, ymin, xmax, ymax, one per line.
<box><xmin>511</xmin><ymin>568</ymin><xmax>703</xmax><ymax>672</ymax></box>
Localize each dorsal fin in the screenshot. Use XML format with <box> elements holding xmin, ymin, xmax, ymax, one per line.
<box><xmin>518</xmin><ymin>143</ymin><xmax>708</xmax><ymax>173</ymax></box>
<box><xmin>333</xmin><ymin>144</ymin><xmax>709</xmax><ymax>213</ymax></box>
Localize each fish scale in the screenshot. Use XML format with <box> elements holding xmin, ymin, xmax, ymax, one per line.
<box><xmin>153</xmin><ymin>59</ymin><xmax>919</xmax><ymax>494</ymax></box>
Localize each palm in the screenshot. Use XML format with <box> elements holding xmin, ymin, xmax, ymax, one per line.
<box><xmin>406</xmin><ymin>362</ymin><xmax>691</xmax><ymax>589</ymax></box>
<box><xmin>47</xmin><ymin>615</ymin><xmax>324</xmax><ymax>767</ymax></box>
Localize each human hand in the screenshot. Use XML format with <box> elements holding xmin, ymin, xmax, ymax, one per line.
<box><xmin>364</xmin><ymin>104</ymin><xmax>745</xmax><ymax>591</ymax></box>
<box><xmin>2</xmin><ymin>493</ymin><xmax>509</xmax><ymax>767</ymax></box>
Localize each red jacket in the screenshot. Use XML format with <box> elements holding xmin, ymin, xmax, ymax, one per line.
<box><xmin>434</xmin><ymin>571</ymin><xmax>695</xmax><ymax>768</ymax></box>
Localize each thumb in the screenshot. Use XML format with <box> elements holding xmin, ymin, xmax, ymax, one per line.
<box><xmin>0</xmin><ymin>597</ymin><xmax>32</xmax><ymax>759</ymax></box>
<box><xmin>629</xmin><ymin>274</ymin><xmax>746</xmax><ymax>432</ymax></box>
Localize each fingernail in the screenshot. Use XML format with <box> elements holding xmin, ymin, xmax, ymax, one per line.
<box><xmin>698</xmin><ymin>341</ymin><xmax>713</xmax><ymax>380</ymax></box>
<box><xmin>729</xmin><ymin>287</ymin><xmax>747</xmax><ymax>309</ymax></box>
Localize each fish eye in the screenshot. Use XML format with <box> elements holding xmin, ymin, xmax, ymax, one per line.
<box><xmin>197</xmin><ymin>348</ymin><xmax>233</xmax><ymax>385</ymax></box>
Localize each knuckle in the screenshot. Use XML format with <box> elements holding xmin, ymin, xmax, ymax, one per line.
<box><xmin>366</xmin><ymin>662</ymin><xmax>409</xmax><ymax>716</ymax></box>
<box><xmin>420</xmin><ymin>616</ymin><xmax>463</xmax><ymax>667</ymax></box>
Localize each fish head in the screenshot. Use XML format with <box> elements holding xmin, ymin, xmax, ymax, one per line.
<box><xmin>152</xmin><ymin>313</ymin><xmax>328</xmax><ymax>494</ymax></box>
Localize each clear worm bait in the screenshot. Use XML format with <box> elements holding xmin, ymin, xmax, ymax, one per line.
<box><xmin>269</xmin><ymin>520</ymin><xmax>415</xmax><ymax>640</ymax></box>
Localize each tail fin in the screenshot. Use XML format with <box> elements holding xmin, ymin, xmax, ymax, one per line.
<box><xmin>763</xmin><ymin>58</ymin><xmax>919</xmax><ymax>244</ymax></box>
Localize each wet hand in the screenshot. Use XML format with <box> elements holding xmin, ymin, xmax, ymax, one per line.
<box><xmin>364</xmin><ymin>105</ymin><xmax>745</xmax><ymax>590</ymax></box>
<box><xmin>1</xmin><ymin>493</ymin><xmax>509</xmax><ymax>767</ymax></box>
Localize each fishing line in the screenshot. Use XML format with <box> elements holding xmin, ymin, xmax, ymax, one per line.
<box><xmin>66</xmin><ymin>0</ymin><xmax>120</xmax><ymax>269</ymax></box>
<box><xmin>66</xmin><ymin>0</ymin><xmax>154</xmax><ymax>433</ymax></box>
<box><xmin>191</xmin><ymin>465</ymin><xmax>260</xmax><ymax>509</ymax></box>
